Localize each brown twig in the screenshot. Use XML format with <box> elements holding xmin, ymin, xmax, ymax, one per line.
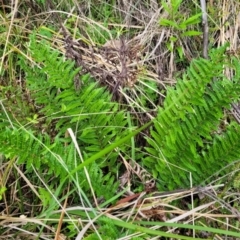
<box><xmin>54</xmin><ymin>184</ymin><xmax>69</xmax><ymax>240</ymax></box>
<box><xmin>231</xmin><ymin>103</ymin><xmax>240</xmax><ymax>124</ymax></box>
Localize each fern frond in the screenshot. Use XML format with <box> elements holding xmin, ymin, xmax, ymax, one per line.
<box><xmin>144</xmin><ymin>45</ymin><xmax>240</xmax><ymax>190</ymax></box>
<box><xmin>199</xmin><ymin>122</ymin><xmax>240</xmax><ymax>172</ymax></box>
<box><xmin>3</xmin><ymin>33</ymin><xmax>130</xmax><ymax>200</ymax></box>
<box><xmin>0</xmin><ymin>126</ymin><xmax>71</xmax><ymax>177</ymax></box>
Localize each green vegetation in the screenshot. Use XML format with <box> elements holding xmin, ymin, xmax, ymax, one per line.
<box><xmin>1</xmin><ymin>0</ymin><xmax>240</xmax><ymax>239</ymax></box>
<box><xmin>145</xmin><ymin>44</ymin><xmax>240</xmax><ymax>190</ymax></box>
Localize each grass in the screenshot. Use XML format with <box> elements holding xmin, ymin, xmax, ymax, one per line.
<box><xmin>1</xmin><ymin>0</ymin><xmax>240</xmax><ymax>239</ymax></box>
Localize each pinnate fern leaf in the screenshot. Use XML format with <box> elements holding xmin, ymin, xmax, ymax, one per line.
<box><xmin>145</xmin><ymin>44</ymin><xmax>240</xmax><ymax>190</ymax></box>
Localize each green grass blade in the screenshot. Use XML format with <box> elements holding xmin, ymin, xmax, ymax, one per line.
<box><xmin>66</xmin><ymin>120</ymin><xmax>153</xmax><ymax>179</ymax></box>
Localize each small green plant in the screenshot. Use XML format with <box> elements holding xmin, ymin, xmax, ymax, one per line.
<box><xmin>160</xmin><ymin>0</ymin><xmax>202</xmax><ymax>35</ymax></box>
<box><xmin>159</xmin><ymin>0</ymin><xmax>202</xmax><ymax>59</ymax></box>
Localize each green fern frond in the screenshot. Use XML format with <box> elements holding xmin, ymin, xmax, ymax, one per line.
<box><xmin>28</xmin><ymin>34</ymin><xmax>80</xmax><ymax>89</ymax></box>
<box><xmin>0</xmin><ymin>126</ymin><xmax>71</xmax><ymax>177</ymax></box>
<box><xmin>199</xmin><ymin>122</ymin><xmax>240</xmax><ymax>169</ymax></box>
<box><xmin>83</xmin><ymin>163</ymin><xmax>119</xmax><ymax>199</ymax></box>
<box><xmin>1</xmin><ymin>32</ymin><xmax>130</xmax><ymax>200</ymax></box>
<box><xmin>144</xmin><ymin>44</ymin><xmax>240</xmax><ymax>190</ymax></box>
<box><xmin>83</xmin><ymin>216</ymin><xmax>119</xmax><ymax>240</ymax></box>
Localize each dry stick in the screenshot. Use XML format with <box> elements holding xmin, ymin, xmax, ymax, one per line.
<box><xmin>54</xmin><ymin>183</ymin><xmax>69</xmax><ymax>240</ymax></box>
<box><xmin>231</xmin><ymin>103</ymin><xmax>240</xmax><ymax>124</ymax></box>
<box><xmin>200</xmin><ymin>0</ymin><xmax>209</xmax><ymax>59</ymax></box>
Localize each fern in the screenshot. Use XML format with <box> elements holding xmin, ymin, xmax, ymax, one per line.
<box><xmin>83</xmin><ymin>216</ymin><xmax>119</xmax><ymax>240</ymax></box>
<box><xmin>18</xmin><ymin>34</ymin><xmax>129</xmax><ymax>158</ymax></box>
<box><xmin>144</xmin><ymin>44</ymin><xmax>240</xmax><ymax>190</ymax></box>
<box><xmin>0</xmin><ymin>33</ymin><xmax>131</xmax><ymax>200</ymax></box>
<box><xmin>198</xmin><ymin>122</ymin><xmax>240</xmax><ymax>178</ymax></box>
<box><xmin>0</xmin><ymin>125</ymin><xmax>71</xmax><ymax>177</ymax></box>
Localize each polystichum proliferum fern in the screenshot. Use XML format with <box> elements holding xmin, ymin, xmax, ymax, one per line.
<box><xmin>144</xmin><ymin>44</ymin><xmax>240</xmax><ymax>190</ymax></box>
<box><xmin>0</xmin><ymin>33</ymin><xmax>130</xmax><ymax>200</ymax></box>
